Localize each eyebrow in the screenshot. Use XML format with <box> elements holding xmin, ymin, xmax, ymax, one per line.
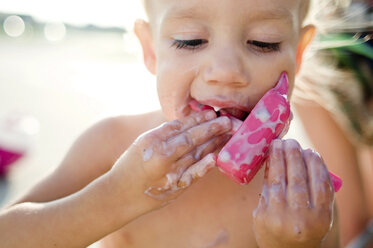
<box><xmin>162</xmin><ymin>5</ymin><xmax>206</xmax><ymax>21</ymax></box>
<box><xmin>163</xmin><ymin>5</ymin><xmax>294</xmax><ymax>26</ymax></box>
<box><xmin>251</xmin><ymin>7</ymin><xmax>294</xmax><ymax>25</ymax></box>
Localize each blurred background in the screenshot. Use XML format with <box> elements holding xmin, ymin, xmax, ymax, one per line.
<box><xmin>0</xmin><ymin>0</ymin><xmax>160</xmax><ymax>208</ymax></box>
<box><xmin>0</xmin><ymin>0</ymin><xmax>309</xmax><ymax>216</ymax></box>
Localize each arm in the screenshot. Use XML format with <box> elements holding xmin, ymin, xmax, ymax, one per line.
<box><xmin>294</xmin><ymin>100</ymin><xmax>370</xmax><ymax>246</ymax></box>
<box><xmin>0</xmin><ymin>111</ymin><xmax>232</xmax><ymax>247</ymax></box>
<box><xmin>0</xmin><ymin>170</ymin><xmax>147</xmax><ymax>248</ymax></box>
<box><xmin>0</xmin><ymin>118</ymin><xmax>146</xmax><ymax>248</ymax></box>
<box><xmin>7</xmin><ymin>117</ymin><xmax>135</xmax><ymax>205</ymax></box>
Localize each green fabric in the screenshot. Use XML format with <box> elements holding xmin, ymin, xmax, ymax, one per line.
<box><xmin>318</xmin><ymin>32</ymin><xmax>373</xmax><ymax>144</ymax></box>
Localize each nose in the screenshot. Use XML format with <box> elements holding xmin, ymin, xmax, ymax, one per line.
<box><xmin>202</xmin><ymin>46</ymin><xmax>250</xmax><ymax>87</ymax></box>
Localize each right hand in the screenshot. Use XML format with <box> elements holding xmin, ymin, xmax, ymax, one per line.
<box><xmin>110</xmin><ymin>110</ymin><xmax>232</xmax><ymax>210</ymax></box>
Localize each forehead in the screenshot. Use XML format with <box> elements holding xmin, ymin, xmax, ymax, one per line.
<box><xmin>150</xmin><ymin>0</ymin><xmax>305</xmax><ymax>26</ymax></box>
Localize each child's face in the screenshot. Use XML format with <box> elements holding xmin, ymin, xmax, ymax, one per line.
<box><xmin>136</xmin><ymin>0</ymin><xmax>312</xmax><ymax>121</ymax></box>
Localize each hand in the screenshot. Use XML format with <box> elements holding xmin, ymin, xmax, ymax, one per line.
<box><xmin>110</xmin><ymin>110</ymin><xmax>232</xmax><ymax>210</ymax></box>
<box><xmin>253</xmin><ymin>139</ymin><xmax>335</xmax><ymax>248</ymax></box>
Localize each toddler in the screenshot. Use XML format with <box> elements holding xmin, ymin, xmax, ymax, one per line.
<box><xmin>0</xmin><ymin>0</ymin><xmax>339</xmax><ymax>247</ymax></box>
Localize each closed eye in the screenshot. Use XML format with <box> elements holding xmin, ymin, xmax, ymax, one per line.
<box><xmin>171</xmin><ymin>39</ymin><xmax>207</xmax><ymax>50</ymax></box>
<box><xmin>247</xmin><ymin>40</ymin><xmax>281</xmax><ymax>53</ymax></box>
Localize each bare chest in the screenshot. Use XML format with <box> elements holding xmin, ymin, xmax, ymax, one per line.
<box><xmin>100</xmin><ymin>168</ymin><xmax>264</xmax><ymax>248</ymax></box>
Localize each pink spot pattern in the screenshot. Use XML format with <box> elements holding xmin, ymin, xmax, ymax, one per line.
<box><xmin>216</xmin><ymin>72</ymin><xmax>291</xmax><ymax>184</ymax></box>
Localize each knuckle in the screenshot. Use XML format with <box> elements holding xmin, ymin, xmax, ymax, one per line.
<box><xmin>294</xmin><ymin>186</ymin><xmax>308</xmax><ymax>198</ymax></box>
<box><xmin>268</xmin><ymin>182</ymin><xmax>285</xmax><ymax>196</ymax></box>
<box><xmin>183</xmin><ymin>131</ymin><xmax>194</xmax><ymax>146</ymax></box>
<box><xmin>270</xmin><ymin>147</ymin><xmax>283</xmax><ymax>160</ymax></box>
<box><xmin>166</xmin><ymin>120</ymin><xmax>183</xmax><ymax>130</ymax></box>
<box><xmin>288</xmin><ymin>173</ymin><xmax>307</xmax><ymax>187</ymax></box>
<box><xmin>269</xmin><ymin>173</ymin><xmax>284</xmax><ymax>185</ymax></box>
<box><xmin>287</xmin><ymin>150</ymin><xmax>302</xmax><ymax>161</ymax></box>
<box><xmin>167</xmin><ymin>133</ymin><xmax>191</xmax><ymax>151</ymax></box>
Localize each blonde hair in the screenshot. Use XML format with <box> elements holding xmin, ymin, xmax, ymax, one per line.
<box><xmin>294</xmin><ymin>0</ymin><xmax>373</xmax><ymax>145</ymax></box>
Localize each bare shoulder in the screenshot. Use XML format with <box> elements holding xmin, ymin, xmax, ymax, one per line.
<box><xmin>88</xmin><ymin>110</ymin><xmax>166</xmax><ymax>160</ymax></box>
<box><xmin>12</xmin><ymin>110</ymin><xmax>166</xmax><ymax>204</ymax></box>
<box><xmin>294</xmin><ymin>99</ymin><xmax>371</xmax><ymax>245</ymax></box>
<box><xmin>293</xmin><ymin>99</ymin><xmax>355</xmax><ymax>155</ymax></box>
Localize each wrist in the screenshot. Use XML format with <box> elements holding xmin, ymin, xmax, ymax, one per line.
<box><xmin>105</xmin><ymin>161</ymin><xmax>160</xmax><ymax>224</ymax></box>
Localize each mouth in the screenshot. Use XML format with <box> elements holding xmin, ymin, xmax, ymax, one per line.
<box><xmin>189</xmin><ymin>99</ymin><xmax>250</xmax><ymax>121</ymax></box>
<box><xmin>218</xmin><ymin>108</ymin><xmax>249</xmax><ymax>121</ymax></box>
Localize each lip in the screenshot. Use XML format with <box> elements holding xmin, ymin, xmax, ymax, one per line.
<box><xmin>197</xmin><ymin>99</ymin><xmax>252</xmax><ymax>113</ymax></box>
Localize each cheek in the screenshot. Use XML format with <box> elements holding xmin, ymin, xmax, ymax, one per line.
<box><xmin>253</xmin><ymin>51</ymin><xmax>296</xmax><ymax>85</ymax></box>
<box><xmin>248</xmin><ymin>50</ymin><xmax>297</xmax><ymax>104</ymax></box>
<box><xmin>156</xmin><ymin>58</ymin><xmax>196</xmax><ymax>120</ymax></box>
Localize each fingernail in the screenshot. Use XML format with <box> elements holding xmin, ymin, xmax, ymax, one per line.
<box><xmin>284</xmin><ymin>139</ymin><xmax>301</xmax><ymax>150</ymax></box>
<box><xmin>271</xmin><ymin>139</ymin><xmax>282</xmax><ymax>149</ymax></box>
<box><xmin>219</xmin><ymin>116</ymin><xmax>231</xmax><ymax>128</ymax></box>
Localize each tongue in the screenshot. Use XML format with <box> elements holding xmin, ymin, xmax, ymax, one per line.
<box><xmin>220</xmin><ymin>108</ymin><xmax>247</xmax><ymax>120</ymax></box>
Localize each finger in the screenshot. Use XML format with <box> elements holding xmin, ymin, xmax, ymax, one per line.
<box><xmin>253</xmin><ymin>183</ymin><xmax>269</xmax><ymax>220</ymax></box>
<box><xmin>303</xmin><ymin>149</ymin><xmax>334</xmax><ymax>208</ymax></box>
<box><xmin>166</xmin><ymin>116</ymin><xmax>231</xmax><ymax>160</ymax></box>
<box><xmin>178</xmin><ymin>153</ymin><xmax>217</xmax><ymax>188</ymax></box>
<box><xmin>149</xmin><ymin>134</ymin><xmax>230</xmax><ymax>192</ymax></box>
<box><xmin>173</xmin><ymin>134</ymin><xmax>231</xmax><ymax>175</ymax></box>
<box><xmin>284</xmin><ymin>139</ymin><xmax>311</xmax><ymax>209</ymax></box>
<box><xmin>259</xmin><ymin>159</ymin><xmax>270</xmax><ymax>207</ymax></box>
<box><xmin>267</xmin><ymin>139</ymin><xmax>287</xmax><ymax>208</ymax></box>
<box><xmin>152</xmin><ymin>110</ymin><xmax>217</xmax><ymax>140</ymax></box>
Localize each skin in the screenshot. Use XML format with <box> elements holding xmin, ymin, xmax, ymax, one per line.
<box><xmin>254</xmin><ymin>139</ymin><xmax>336</xmax><ymax>248</ymax></box>
<box><xmin>0</xmin><ymin>0</ymin><xmax>340</xmax><ymax>247</ymax></box>
<box><xmin>295</xmin><ymin>100</ymin><xmax>373</xmax><ymax>247</ymax></box>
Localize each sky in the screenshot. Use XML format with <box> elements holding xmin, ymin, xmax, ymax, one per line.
<box><xmin>0</xmin><ymin>0</ymin><xmax>146</xmax><ymax>29</ymax></box>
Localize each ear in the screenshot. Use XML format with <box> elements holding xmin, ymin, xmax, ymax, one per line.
<box><xmin>134</xmin><ymin>19</ymin><xmax>156</xmax><ymax>75</ymax></box>
<box><xmin>296</xmin><ymin>24</ymin><xmax>315</xmax><ymax>73</ymax></box>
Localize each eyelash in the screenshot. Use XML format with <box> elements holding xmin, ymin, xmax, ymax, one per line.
<box><xmin>171</xmin><ymin>39</ymin><xmax>281</xmax><ymax>53</ymax></box>
<box><xmin>247</xmin><ymin>40</ymin><xmax>281</xmax><ymax>53</ymax></box>
<box><xmin>171</xmin><ymin>39</ymin><xmax>207</xmax><ymax>50</ymax></box>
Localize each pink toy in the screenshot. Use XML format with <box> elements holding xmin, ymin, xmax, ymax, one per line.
<box><xmin>189</xmin><ymin>72</ymin><xmax>342</xmax><ymax>192</ymax></box>
<box><xmin>216</xmin><ymin>72</ymin><xmax>291</xmax><ymax>185</ymax></box>
<box><xmin>0</xmin><ymin>113</ymin><xmax>39</xmax><ymax>176</ymax></box>
<box><xmin>329</xmin><ymin>171</ymin><xmax>342</xmax><ymax>192</ymax></box>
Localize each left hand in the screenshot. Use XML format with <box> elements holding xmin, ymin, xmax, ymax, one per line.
<box><xmin>253</xmin><ymin>139</ymin><xmax>335</xmax><ymax>248</ymax></box>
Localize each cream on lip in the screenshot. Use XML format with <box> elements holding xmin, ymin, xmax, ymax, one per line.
<box><xmin>198</xmin><ymin>99</ymin><xmax>252</xmax><ymax>113</ymax></box>
<box><xmin>189</xmin><ymin>99</ymin><xmax>252</xmax><ymax>115</ymax></box>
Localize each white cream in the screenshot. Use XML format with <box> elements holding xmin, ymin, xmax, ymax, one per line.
<box><xmin>254</xmin><ymin>105</ymin><xmax>271</xmax><ymax>123</ymax></box>
<box><xmin>194</xmin><ymin>141</ymin><xmax>210</xmax><ymax>160</ymax></box>
<box><xmin>219</xmin><ymin>150</ymin><xmax>231</xmax><ymax>162</ymax></box>
<box><xmin>142</xmin><ymin>147</ymin><xmax>153</xmax><ymax>161</ymax></box>
<box><xmin>213</xmin><ymin>106</ymin><xmax>222</xmax><ymax>112</ymax></box>
<box><xmin>144</xmin><ymin>174</ymin><xmax>180</xmax><ymax>201</ymax></box>
<box><xmin>179</xmin><ymin>154</ymin><xmax>216</xmax><ymax>188</ymax></box>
